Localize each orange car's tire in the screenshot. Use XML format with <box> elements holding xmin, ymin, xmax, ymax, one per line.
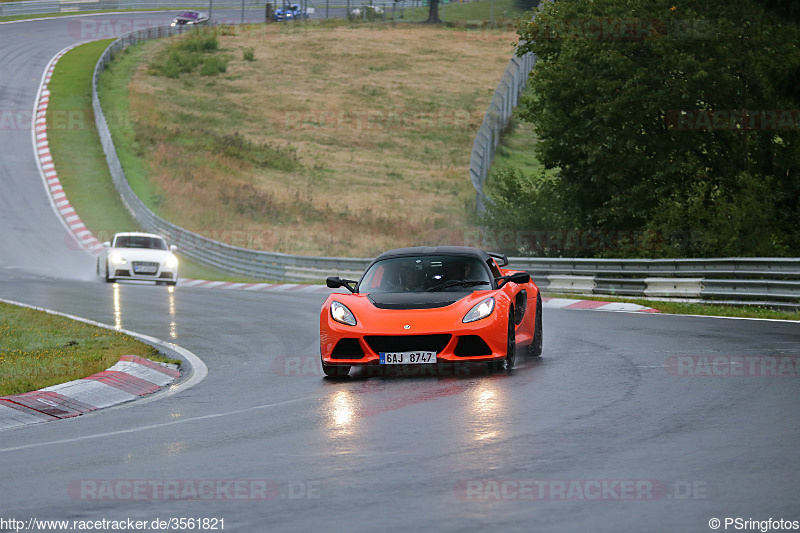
<box><xmin>504</xmin><ymin>309</ymin><xmax>516</xmax><ymax>370</ymax></box>
<box><xmin>528</xmin><ymin>294</ymin><xmax>543</xmax><ymax>357</ymax></box>
<box><xmin>322</xmin><ymin>361</ymin><xmax>350</xmax><ymax>378</ymax></box>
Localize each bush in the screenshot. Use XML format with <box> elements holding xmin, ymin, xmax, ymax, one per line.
<box><xmin>149</xmin><ymin>30</ymin><xmax>228</xmax><ymax>78</ymax></box>
<box><xmin>176</xmin><ymin>32</ymin><xmax>219</xmax><ymax>53</ymax></box>
<box><xmin>242</xmin><ymin>47</ymin><xmax>256</xmax><ymax>62</ymax></box>
<box><xmin>200</xmin><ymin>56</ymin><xmax>227</xmax><ymax>76</ymax></box>
<box><xmin>649</xmin><ymin>172</ymin><xmax>797</xmax><ymax>257</ymax></box>
<box><xmin>480</xmin><ymin>166</ymin><xmax>572</xmax><ymax>255</ymax></box>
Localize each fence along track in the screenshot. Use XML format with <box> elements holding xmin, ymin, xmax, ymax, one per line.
<box><xmin>469</xmin><ymin>51</ymin><xmax>534</xmax><ymax>212</ymax></box>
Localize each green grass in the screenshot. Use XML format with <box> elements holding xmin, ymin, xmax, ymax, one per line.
<box><xmin>489</xmin><ymin>119</ymin><xmax>544</xmax><ymax>176</ymax></box>
<box><xmin>0</xmin><ymin>302</ymin><xmax>180</xmax><ymax>396</ymax></box>
<box><xmin>95</xmin><ymin>43</ymin><xmax>162</xmax><ymax>218</ymax></box>
<box><xmin>543</xmin><ymin>292</ymin><xmax>800</xmax><ymax>321</ymax></box>
<box><xmin>47</xmin><ymin>39</ymin><xmax>138</xmax><ymax>243</ymax></box>
<box><xmin>389</xmin><ymin>0</ymin><xmax>528</xmax><ymax>24</ymax></box>
<box><xmin>50</xmin><ymin>41</ymin><xmax>249</xmax><ymax>282</ymax></box>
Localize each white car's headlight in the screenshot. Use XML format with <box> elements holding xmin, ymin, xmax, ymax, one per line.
<box><xmin>331</xmin><ymin>301</ymin><xmax>357</xmax><ymax>326</ymax></box>
<box><xmin>109</xmin><ymin>252</ymin><xmax>127</xmax><ymax>265</ymax></box>
<box><xmin>463</xmin><ymin>297</ymin><xmax>495</xmax><ymax>323</ymax></box>
<box><xmin>164</xmin><ymin>256</ymin><xmax>179</xmax><ymax>269</ymax></box>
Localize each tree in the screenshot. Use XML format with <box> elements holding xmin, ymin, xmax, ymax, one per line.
<box><xmin>497</xmin><ymin>0</ymin><xmax>800</xmax><ymax>256</ymax></box>
<box><xmin>425</xmin><ymin>0</ymin><xmax>441</xmax><ymax>23</ymax></box>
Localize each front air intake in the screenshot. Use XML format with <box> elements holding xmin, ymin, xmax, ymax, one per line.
<box><xmin>331</xmin><ymin>338</ymin><xmax>365</xmax><ymax>359</ymax></box>
<box><xmin>454</xmin><ymin>335</ymin><xmax>492</xmax><ymax>357</ymax></box>
<box><xmin>365</xmin><ymin>335</ymin><xmax>451</xmax><ymax>354</ymax></box>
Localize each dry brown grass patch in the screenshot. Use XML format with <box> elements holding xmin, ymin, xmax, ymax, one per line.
<box><xmin>124</xmin><ymin>23</ymin><xmax>516</xmax><ymax>257</ymax></box>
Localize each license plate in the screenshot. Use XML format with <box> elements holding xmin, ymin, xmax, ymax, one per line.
<box><xmin>379</xmin><ymin>351</ymin><xmax>437</xmax><ymax>365</ymax></box>
<box><xmin>134</xmin><ymin>265</ymin><xmax>158</xmax><ymax>273</ymax></box>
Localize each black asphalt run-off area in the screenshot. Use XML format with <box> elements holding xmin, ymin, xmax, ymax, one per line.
<box><xmin>1</xmin><ymin>12</ymin><xmax>799</xmax><ymax>532</ymax></box>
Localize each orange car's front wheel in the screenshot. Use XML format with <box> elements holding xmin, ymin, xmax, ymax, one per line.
<box><xmin>504</xmin><ymin>309</ymin><xmax>516</xmax><ymax>370</ymax></box>
<box><xmin>528</xmin><ymin>294</ymin><xmax>543</xmax><ymax>357</ymax></box>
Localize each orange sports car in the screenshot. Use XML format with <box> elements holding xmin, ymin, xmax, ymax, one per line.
<box><xmin>320</xmin><ymin>246</ymin><xmax>543</xmax><ymax>377</ymax></box>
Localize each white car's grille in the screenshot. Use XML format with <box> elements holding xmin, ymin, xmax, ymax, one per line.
<box><xmin>132</xmin><ymin>261</ymin><xmax>159</xmax><ymax>275</ymax></box>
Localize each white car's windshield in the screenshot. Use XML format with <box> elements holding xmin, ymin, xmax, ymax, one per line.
<box><xmin>114</xmin><ymin>236</ymin><xmax>168</xmax><ymax>250</ymax></box>
<box><xmin>359</xmin><ymin>256</ymin><xmax>491</xmax><ymax>293</ymax></box>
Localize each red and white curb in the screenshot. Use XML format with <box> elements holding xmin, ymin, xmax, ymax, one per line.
<box><xmin>542</xmin><ymin>296</ymin><xmax>659</xmax><ymax>313</ymax></box>
<box><xmin>0</xmin><ymin>355</ymin><xmax>180</xmax><ymax>430</ymax></box>
<box><xmin>32</xmin><ymin>42</ymin><xmax>104</xmax><ymax>256</ymax></box>
<box><xmin>177</xmin><ymin>280</ymin><xmax>660</xmax><ymax>312</ymax></box>
<box><xmin>178</xmin><ymin>279</ymin><xmax>335</xmax><ymax>293</ymax></box>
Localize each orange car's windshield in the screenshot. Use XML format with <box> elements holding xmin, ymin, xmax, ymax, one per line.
<box><xmin>359</xmin><ymin>256</ymin><xmax>492</xmax><ymax>293</ymax></box>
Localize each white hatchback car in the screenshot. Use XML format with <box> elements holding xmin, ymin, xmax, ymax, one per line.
<box><xmin>98</xmin><ymin>232</ymin><xmax>179</xmax><ymax>285</ymax></box>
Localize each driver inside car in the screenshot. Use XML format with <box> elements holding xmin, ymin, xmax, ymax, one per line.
<box><xmin>398</xmin><ymin>262</ymin><xmax>428</xmax><ymax>291</ymax></box>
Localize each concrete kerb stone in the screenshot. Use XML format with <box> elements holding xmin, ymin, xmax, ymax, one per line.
<box><xmin>0</xmin><ymin>355</ymin><xmax>180</xmax><ymax>430</ymax></box>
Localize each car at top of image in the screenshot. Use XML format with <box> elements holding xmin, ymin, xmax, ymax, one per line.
<box><xmin>97</xmin><ymin>232</ymin><xmax>179</xmax><ymax>286</ymax></box>
<box><xmin>273</xmin><ymin>4</ymin><xmax>309</xmax><ymax>21</ymax></box>
<box><xmin>170</xmin><ymin>10</ymin><xmax>210</xmax><ymax>27</ymax></box>
<box><xmin>320</xmin><ymin>246</ymin><xmax>543</xmax><ymax>377</ymax></box>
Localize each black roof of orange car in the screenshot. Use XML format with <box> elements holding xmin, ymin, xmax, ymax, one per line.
<box><xmin>372</xmin><ymin>246</ymin><xmax>493</xmax><ymax>262</ymax></box>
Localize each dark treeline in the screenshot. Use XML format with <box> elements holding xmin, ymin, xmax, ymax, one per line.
<box><xmin>483</xmin><ymin>0</ymin><xmax>800</xmax><ymax>257</ymax></box>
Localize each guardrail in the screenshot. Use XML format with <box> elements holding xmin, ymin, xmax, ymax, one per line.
<box><xmin>518</xmin><ymin>258</ymin><xmax>800</xmax><ymax>310</ymax></box>
<box><xmin>469</xmin><ymin>51</ymin><xmax>535</xmax><ymax>212</ymax></box>
<box><xmin>89</xmin><ymin>24</ymin><xmax>799</xmax><ymax>309</ymax></box>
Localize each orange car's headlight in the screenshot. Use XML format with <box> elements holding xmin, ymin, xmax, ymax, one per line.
<box><xmin>463</xmin><ymin>297</ymin><xmax>495</xmax><ymax>323</ymax></box>
<box><xmin>331</xmin><ymin>301</ymin><xmax>357</xmax><ymax>326</ymax></box>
